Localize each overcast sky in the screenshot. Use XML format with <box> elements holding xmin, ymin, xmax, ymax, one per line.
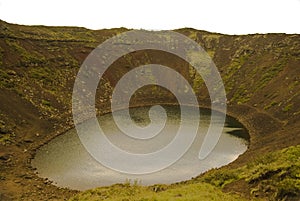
<box><xmin>0</xmin><ymin>0</ymin><xmax>299</xmax><ymax>34</ymax></box>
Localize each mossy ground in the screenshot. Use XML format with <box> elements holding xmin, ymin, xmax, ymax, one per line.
<box><xmin>69</xmin><ymin>181</ymin><xmax>248</xmax><ymax>201</ymax></box>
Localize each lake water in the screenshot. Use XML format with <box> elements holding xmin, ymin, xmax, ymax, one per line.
<box><xmin>32</xmin><ymin>105</ymin><xmax>249</xmax><ymax>190</ymax></box>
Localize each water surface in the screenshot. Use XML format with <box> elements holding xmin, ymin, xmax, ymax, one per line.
<box><xmin>32</xmin><ymin>106</ymin><xmax>248</xmax><ymax>190</ymax></box>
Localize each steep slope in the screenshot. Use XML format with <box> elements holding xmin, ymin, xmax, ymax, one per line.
<box><xmin>0</xmin><ymin>20</ymin><xmax>299</xmax><ymax>200</ymax></box>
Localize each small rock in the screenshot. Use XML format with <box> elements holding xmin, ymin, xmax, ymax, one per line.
<box><xmin>43</xmin><ymin>178</ymin><xmax>52</xmax><ymax>185</ymax></box>
<box><xmin>0</xmin><ymin>153</ymin><xmax>10</xmax><ymax>161</ymax></box>
<box><xmin>7</xmin><ymin>70</ymin><xmax>17</xmax><ymax>76</ymax></box>
<box><xmin>24</xmin><ymin>139</ymin><xmax>33</xmax><ymax>143</ymax></box>
<box><xmin>0</xmin><ymin>126</ymin><xmax>9</xmax><ymax>134</ymax></box>
<box><xmin>24</xmin><ymin>175</ymin><xmax>33</xmax><ymax>179</ymax></box>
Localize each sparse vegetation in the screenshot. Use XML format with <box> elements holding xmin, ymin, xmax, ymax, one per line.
<box><xmin>0</xmin><ymin>116</ymin><xmax>14</xmax><ymax>145</ymax></box>
<box><xmin>199</xmin><ymin>145</ymin><xmax>300</xmax><ymax>200</ymax></box>
<box><xmin>282</xmin><ymin>103</ymin><xmax>293</xmax><ymax>112</ymax></box>
<box><xmin>264</xmin><ymin>101</ymin><xmax>277</xmax><ymax>110</ymax></box>
<box><xmin>69</xmin><ymin>182</ymin><xmax>248</xmax><ymax>201</ymax></box>
<box><xmin>0</xmin><ymin>46</ymin><xmax>4</xmax><ymax>67</ymax></box>
<box><xmin>231</xmin><ymin>83</ymin><xmax>251</xmax><ymax>104</ymax></box>
<box><xmin>5</xmin><ymin>39</ymin><xmax>47</xmax><ymax>66</ymax></box>
<box><xmin>257</xmin><ymin>59</ymin><xmax>287</xmax><ymax>91</ymax></box>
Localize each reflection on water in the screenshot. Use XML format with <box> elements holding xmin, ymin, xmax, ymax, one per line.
<box><xmin>32</xmin><ymin>106</ymin><xmax>249</xmax><ymax>190</ymax></box>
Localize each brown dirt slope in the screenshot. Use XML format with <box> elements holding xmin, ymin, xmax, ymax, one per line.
<box><xmin>0</xmin><ymin>20</ymin><xmax>299</xmax><ymax>200</ymax></box>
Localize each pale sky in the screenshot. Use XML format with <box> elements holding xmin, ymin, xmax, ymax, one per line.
<box><xmin>0</xmin><ymin>0</ymin><xmax>299</xmax><ymax>34</ymax></box>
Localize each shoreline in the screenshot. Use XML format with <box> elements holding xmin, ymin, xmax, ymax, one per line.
<box><xmin>29</xmin><ymin>102</ymin><xmax>255</xmax><ymax>186</ymax></box>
